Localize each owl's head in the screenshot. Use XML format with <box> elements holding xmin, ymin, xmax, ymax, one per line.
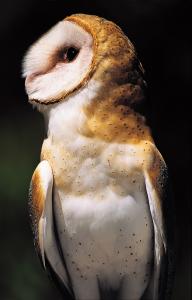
<box><xmin>23</xmin><ymin>14</ymin><xmax>145</xmax><ymax>107</ymax></box>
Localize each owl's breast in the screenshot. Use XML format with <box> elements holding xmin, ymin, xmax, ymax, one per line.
<box><xmin>41</xmin><ymin>137</ymin><xmax>153</xmax><ymax>292</ymax></box>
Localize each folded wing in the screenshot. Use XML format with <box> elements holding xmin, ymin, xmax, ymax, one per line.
<box><xmin>29</xmin><ymin>160</ymin><xmax>72</xmax><ymax>296</ymax></box>
<box><xmin>143</xmin><ymin>145</ymin><xmax>174</xmax><ymax>300</ymax></box>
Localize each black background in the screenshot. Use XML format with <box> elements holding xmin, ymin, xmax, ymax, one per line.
<box><xmin>0</xmin><ymin>1</ymin><xmax>191</xmax><ymax>299</ymax></box>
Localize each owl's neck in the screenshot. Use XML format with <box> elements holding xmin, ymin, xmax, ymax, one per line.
<box><xmin>45</xmin><ymin>80</ymin><xmax>101</xmax><ymax>145</ymax></box>
<box><xmin>44</xmin><ymin>79</ymin><xmax>153</xmax><ymax>147</ymax></box>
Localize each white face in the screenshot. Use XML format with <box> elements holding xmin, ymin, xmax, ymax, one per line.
<box><xmin>23</xmin><ymin>20</ymin><xmax>93</xmax><ymax>104</ymax></box>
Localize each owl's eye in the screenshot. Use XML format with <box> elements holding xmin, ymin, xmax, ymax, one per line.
<box><xmin>59</xmin><ymin>47</ymin><xmax>80</xmax><ymax>63</ymax></box>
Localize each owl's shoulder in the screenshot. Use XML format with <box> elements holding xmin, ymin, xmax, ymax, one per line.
<box><xmin>138</xmin><ymin>140</ymin><xmax>168</xmax><ymax>197</ymax></box>
<box><xmin>41</xmin><ymin>138</ymin><xmax>52</xmax><ymax>161</ymax></box>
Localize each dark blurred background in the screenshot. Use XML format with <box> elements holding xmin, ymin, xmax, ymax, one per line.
<box><xmin>0</xmin><ymin>0</ymin><xmax>191</xmax><ymax>299</ymax></box>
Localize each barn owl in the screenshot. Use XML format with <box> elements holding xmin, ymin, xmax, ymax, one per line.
<box><xmin>23</xmin><ymin>14</ymin><xmax>173</xmax><ymax>300</ymax></box>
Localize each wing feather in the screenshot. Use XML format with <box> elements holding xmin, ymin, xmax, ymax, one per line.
<box><xmin>143</xmin><ymin>145</ymin><xmax>174</xmax><ymax>300</ymax></box>
<box><xmin>29</xmin><ymin>160</ymin><xmax>71</xmax><ymax>295</ymax></box>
